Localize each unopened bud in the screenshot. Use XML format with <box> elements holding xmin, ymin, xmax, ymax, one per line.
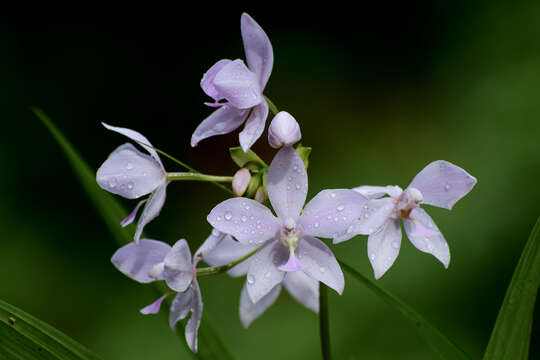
<box><xmin>268</xmin><ymin>111</ymin><xmax>301</xmax><ymax>149</ymax></box>
<box><xmin>254</xmin><ymin>186</ymin><xmax>267</xmax><ymax>203</ymax></box>
<box><xmin>232</xmin><ymin>168</ymin><xmax>251</xmax><ymax>196</ymax></box>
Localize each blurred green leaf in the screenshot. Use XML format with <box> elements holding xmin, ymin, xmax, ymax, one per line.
<box><xmin>295</xmin><ymin>144</ymin><xmax>312</xmax><ymax>168</ymax></box>
<box><xmin>483</xmin><ymin>216</ymin><xmax>540</xmax><ymax>360</ymax></box>
<box><xmin>34</xmin><ymin>108</ymin><xmax>235</xmax><ymax>360</ymax></box>
<box><xmin>0</xmin><ymin>298</ymin><xmax>102</xmax><ymax>360</ymax></box>
<box><xmin>339</xmin><ymin>261</ymin><xmax>470</xmax><ymax>360</ymax></box>
<box><xmin>229</xmin><ymin>147</ymin><xmax>267</xmax><ymax>169</ymax></box>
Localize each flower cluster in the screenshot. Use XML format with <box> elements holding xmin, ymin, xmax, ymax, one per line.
<box><xmin>96</xmin><ymin>13</ymin><xmax>477</xmax><ymax>354</ymax></box>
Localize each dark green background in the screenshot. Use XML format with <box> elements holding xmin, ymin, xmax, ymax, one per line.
<box><xmin>1</xmin><ymin>4</ymin><xmax>539</xmax><ymax>359</ymax></box>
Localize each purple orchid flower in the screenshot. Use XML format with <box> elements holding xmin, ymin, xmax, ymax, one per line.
<box><xmin>335</xmin><ymin>160</ymin><xmax>477</xmax><ymax>279</ymax></box>
<box><xmin>110</xmin><ymin>231</ymin><xmax>223</xmax><ymax>353</ymax></box>
<box><xmin>207</xmin><ymin>146</ymin><xmax>368</xmax><ymax>304</ymax></box>
<box><xmin>96</xmin><ymin>123</ymin><xmax>168</xmax><ymax>244</ymax></box>
<box><xmin>204</xmin><ymin>232</ymin><xmax>318</xmax><ymax>327</ymax></box>
<box><xmin>191</xmin><ymin>13</ymin><xmax>273</xmax><ymax>152</ymax></box>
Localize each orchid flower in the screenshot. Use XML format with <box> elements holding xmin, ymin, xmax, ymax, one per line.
<box><xmin>204</xmin><ymin>232</ymin><xmax>318</xmax><ymax>327</ymax></box>
<box><xmin>96</xmin><ymin>123</ymin><xmax>167</xmax><ymax>244</ymax></box>
<box><xmin>191</xmin><ymin>13</ymin><xmax>273</xmax><ymax>152</ymax></box>
<box><xmin>110</xmin><ymin>231</ymin><xmax>223</xmax><ymax>353</ymax></box>
<box><xmin>207</xmin><ymin>146</ymin><xmax>368</xmax><ymax>304</ymax></box>
<box><xmin>335</xmin><ymin>160</ymin><xmax>477</xmax><ymax>279</ymax></box>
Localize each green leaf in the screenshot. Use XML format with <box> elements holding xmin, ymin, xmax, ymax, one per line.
<box><xmin>0</xmin><ymin>298</ymin><xmax>102</xmax><ymax>360</ymax></box>
<box><xmin>483</xmin><ymin>216</ymin><xmax>540</xmax><ymax>360</ymax></box>
<box><xmin>34</xmin><ymin>108</ymin><xmax>235</xmax><ymax>360</ymax></box>
<box><xmin>295</xmin><ymin>143</ymin><xmax>312</xmax><ymax>168</ymax></box>
<box><xmin>338</xmin><ymin>260</ymin><xmax>471</xmax><ymax>360</ymax></box>
<box><xmin>229</xmin><ymin>147</ymin><xmax>267</xmax><ymax>169</ymax></box>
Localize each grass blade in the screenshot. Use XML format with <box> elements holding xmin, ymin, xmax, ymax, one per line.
<box><xmin>33</xmin><ymin>108</ymin><xmax>235</xmax><ymax>360</ymax></box>
<box><xmin>483</xmin><ymin>216</ymin><xmax>540</xmax><ymax>359</ymax></box>
<box><xmin>0</xmin><ymin>298</ymin><xmax>102</xmax><ymax>360</ymax></box>
<box><xmin>339</xmin><ymin>260</ymin><xmax>471</xmax><ymax>360</ymax></box>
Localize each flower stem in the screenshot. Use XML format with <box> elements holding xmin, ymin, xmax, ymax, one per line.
<box><xmin>196</xmin><ymin>247</ymin><xmax>260</xmax><ymax>277</ymax></box>
<box><xmin>167</xmin><ymin>172</ymin><xmax>233</xmax><ymax>183</ymax></box>
<box><xmin>264</xmin><ymin>95</ymin><xmax>279</xmax><ymax>116</ymax></box>
<box><xmin>319</xmin><ymin>283</ymin><xmax>332</xmax><ymax>360</ymax></box>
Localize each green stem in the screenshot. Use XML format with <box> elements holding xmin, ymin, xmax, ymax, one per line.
<box><xmin>135</xmin><ymin>140</ymin><xmax>234</xmax><ymax>195</ymax></box>
<box><xmin>264</xmin><ymin>95</ymin><xmax>279</xmax><ymax>115</ymax></box>
<box><xmin>167</xmin><ymin>172</ymin><xmax>233</xmax><ymax>183</ymax></box>
<box><xmin>196</xmin><ymin>247</ymin><xmax>260</xmax><ymax>277</ymax></box>
<box><xmin>319</xmin><ymin>283</ymin><xmax>332</xmax><ymax>360</ymax></box>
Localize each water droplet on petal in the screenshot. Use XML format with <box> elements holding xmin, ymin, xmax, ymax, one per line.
<box><xmin>391</xmin><ymin>241</ymin><xmax>399</xmax><ymax>249</ymax></box>
<box><xmin>330</xmin><ymin>192</ymin><xmax>337</xmax><ymax>198</ymax></box>
<box><xmin>346</xmin><ymin>225</ymin><xmax>354</xmax><ymax>234</ymax></box>
<box><xmin>337</xmin><ymin>205</ymin><xmax>345</xmax><ymax>212</ymax></box>
<box><xmin>241</xmin><ymin>215</ymin><xmax>247</xmax><ymax>222</ymax></box>
<box><xmin>295</xmin><ymin>184</ymin><xmax>301</xmax><ymax>190</ymax></box>
<box><xmin>127</xmin><ymin>182</ymin><xmax>134</xmax><ymax>190</ymax></box>
<box><xmin>109</xmin><ymin>177</ymin><xmax>117</xmax><ymax>188</ymax></box>
<box><xmin>224</xmin><ymin>212</ymin><xmax>232</xmax><ymax>221</ymax></box>
<box><xmin>319</xmin><ymin>266</ymin><xmax>326</xmax><ymax>273</ymax></box>
<box><xmin>370</xmin><ymin>254</ymin><xmax>375</xmax><ymax>261</ymax></box>
<box><xmin>264</xmin><ymin>271</ymin><xmax>271</xmax><ymax>278</ymax></box>
<box><xmin>293</xmin><ymin>165</ymin><xmax>298</xmax><ymax>171</ymax></box>
<box><xmin>334</xmin><ymin>217</ymin><xmax>339</xmax><ymax>222</ymax></box>
<box><xmin>288</xmin><ymin>176</ymin><xmax>292</xmax><ymax>181</ymax></box>
<box><xmin>126</xmin><ymin>162</ymin><xmax>133</xmax><ymax>170</ymax></box>
<box><xmin>327</xmin><ymin>215</ymin><xmax>332</xmax><ymax>220</ymax></box>
<box><xmin>364</xmin><ymin>213</ymin><xmax>370</xmax><ymax>219</ymax></box>
<box><xmin>212</xmin><ymin>228</ymin><xmax>220</xmax><ymax>236</ymax></box>
<box><xmin>363</xmin><ymin>205</ymin><xmax>369</xmax><ymax>210</ymax></box>
<box><xmin>247</xmin><ymin>275</ymin><xmax>255</xmax><ymax>284</ymax></box>
<box><xmin>217</xmin><ymin>216</ymin><xmax>222</xmax><ymax>221</ymax></box>
<box><xmin>444</xmin><ymin>184</ymin><xmax>451</xmax><ymax>191</ymax></box>
<box><xmin>287</xmin><ymin>186</ymin><xmax>291</xmax><ymax>190</ymax></box>
<box><xmin>314</xmin><ymin>222</ymin><xmax>320</xmax><ymax>228</ymax></box>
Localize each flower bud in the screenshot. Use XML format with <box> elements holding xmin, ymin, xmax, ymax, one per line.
<box><xmin>254</xmin><ymin>186</ymin><xmax>267</xmax><ymax>203</ymax></box>
<box><xmin>232</xmin><ymin>168</ymin><xmax>251</xmax><ymax>196</ymax></box>
<box><xmin>268</xmin><ymin>111</ymin><xmax>301</xmax><ymax>148</ymax></box>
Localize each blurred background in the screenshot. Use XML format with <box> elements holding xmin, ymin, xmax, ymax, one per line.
<box><xmin>1</xmin><ymin>3</ymin><xmax>539</xmax><ymax>359</ymax></box>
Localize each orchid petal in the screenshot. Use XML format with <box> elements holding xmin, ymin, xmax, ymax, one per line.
<box><xmin>207</xmin><ymin>198</ymin><xmax>280</xmax><ymax>246</ymax></box>
<box><xmin>367</xmin><ymin>219</ymin><xmax>402</xmax><ymax>279</ymax></box>
<box><xmin>185</xmin><ymin>282</ymin><xmax>203</xmax><ymax>353</ymax></box>
<box><xmin>333</xmin><ymin>197</ymin><xmax>396</xmax><ymax>243</ymax></box>
<box><xmin>241</xmin><ymin>13</ymin><xmax>273</xmax><ymax>89</ymax></box>
<box><xmin>404</xmin><ymin>207</ymin><xmax>450</xmax><ymax>268</ymax></box>
<box><xmin>121</xmin><ymin>199</ymin><xmax>146</xmax><ymax>227</ymax></box>
<box><xmin>203</xmin><ymin>234</ymin><xmax>256</xmax><ymax>277</ymax></box>
<box><xmin>246</xmin><ymin>241</ymin><xmax>287</xmax><ymax>303</ymax></box>
<box><xmin>239</xmin><ymin>282</ymin><xmax>281</xmax><ymax>328</ymax></box>
<box><xmin>193</xmin><ymin>229</ymin><xmax>226</xmax><ymax>265</ymax></box>
<box><xmin>278</xmin><ymin>253</ymin><xmax>305</xmax><ymax>272</ymax></box>
<box><xmin>283</xmin><ymin>271</ymin><xmax>319</xmax><ymax>313</ymax></box>
<box><xmin>102</xmin><ymin>123</ymin><xmax>163</xmax><ymax>168</ymax></box>
<box><xmin>353</xmin><ymin>185</ymin><xmax>403</xmax><ymax>199</ymax></box>
<box><xmin>134</xmin><ymin>183</ymin><xmax>167</xmax><ymax>244</ymax></box>
<box><xmin>201</xmin><ymin>59</ymin><xmax>232</xmax><ymax>100</ymax></box>
<box><xmin>191</xmin><ymin>106</ymin><xmax>248</xmax><ymax>147</ymax></box>
<box><xmin>213</xmin><ymin>59</ymin><xmax>262</xmax><ymax>109</ymax></box>
<box><xmin>408</xmin><ymin>160</ymin><xmax>477</xmax><ymax>210</ymax></box>
<box><xmin>97</xmin><ymin>143</ymin><xmax>165</xmax><ymax>199</ymax></box>
<box><xmin>163</xmin><ymin>239</ymin><xmax>193</xmax><ymax>292</ymax></box>
<box><xmin>267</xmin><ymin>146</ymin><xmax>307</xmax><ymax>220</ymax></box>
<box><xmin>140</xmin><ymin>293</ymin><xmax>171</xmax><ymax>314</ymax></box>
<box><xmin>169</xmin><ymin>288</ymin><xmax>193</xmax><ymax>329</ymax></box>
<box><xmin>111</xmin><ymin>239</ymin><xmax>171</xmax><ymax>283</ymax></box>
<box><xmin>297</xmin><ymin>236</ymin><xmax>344</xmax><ymax>294</ymax></box>
<box><xmin>238</xmin><ymin>101</ymin><xmax>268</xmax><ymax>152</ymax></box>
<box><xmin>299</xmin><ymin>189</ymin><xmax>368</xmax><ymax>240</ymax></box>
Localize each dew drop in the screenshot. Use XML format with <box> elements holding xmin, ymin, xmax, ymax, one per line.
<box><xmin>250</xmin><ymin>216</ymin><xmax>255</xmax><ymax>220</ymax></box>
<box><xmin>241</xmin><ymin>215</ymin><xmax>247</xmax><ymax>222</ymax></box>
<box><xmin>109</xmin><ymin>177</ymin><xmax>117</xmax><ymax>188</ymax></box>
<box><xmin>247</xmin><ymin>275</ymin><xmax>255</xmax><ymax>284</ymax></box>
<box><xmin>293</xmin><ymin>165</ymin><xmax>298</xmax><ymax>171</ymax></box>
<box><xmin>127</xmin><ymin>182</ymin><xmax>134</xmax><ymax>190</ymax></box>
<box><xmin>224</xmin><ymin>212</ymin><xmax>232</xmax><ymax>221</ymax></box>
<box><xmin>126</xmin><ymin>162</ymin><xmax>133</xmax><ymax>170</ymax></box>
<box><xmin>216</xmin><ymin>216</ymin><xmax>222</xmax><ymax>221</ymax></box>
<box><xmin>327</xmin><ymin>215</ymin><xmax>332</xmax><ymax>220</ymax></box>
<box><xmin>295</xmin><ymin>184</ymin><xmax>301</xmax><ymax>190</ymax></box>
<box><xmin>211</xmin><ymin>228</ymin><xmax>220</xmax><ymax>236</ymax></box>
<box><xmin>334</xmin><ymin>217</ymin><xmax>339</xmax><ymax>222</ymax></box>
<box><xmin>364</xmin><ymin>213</ymin><xmax>370</xmax><ymax>219</ymax></box>
<box><xmin>444</xmin><ymin>184</ymin><xmax>451</xmax><ymax>191</ymax></box>
<box><xmin>363</xmin><ymin>205</ymin><xmax>369</xmax><ymax>210</ymax></box>
<box><xmin>314</xmin><ymin>222</ymin><xmax>320</xmax><ymax>228</ymax></box>
<box><xmin>346</xmin><ymin>225</ymin><xmax>353</xmax><ymax>233</ymax></box>
<box><xmin>264</xmin><ymin>271</ymin><xmax>271</xmax><ymax>278</ymax></box>
<box><xmin>337</xmin><ymin>205</ymin><xmax>345</xmax><ymax>212</ymax></box>
<box><xmin>370</xmin><ymin>254</ymin><xmax>375</xmax><ymax>261</ymax></box>
<box><xmin>319</xmin><ymin>266</ymin><xmax>326</xmax><ymax>273</ymax></box>
<box><xmin>142</xmin><ymin>172</ymin><xmax>147</xmax><ymax>177</ymax></box>
<box><xmin>391</xmin><ymin>241</ymin><xmax>399</xmax><ymax>249</ymax></box>
<box><xmin>330</xmin><ymin>192</ymin><xmax>337</xmax><ymax>198</ymax></box>
<box><xmin>288</xmin><ymin>176</ymin><xmax>292</xmax><ymax>181</ymax></box>
<box><xmin>287</xmin><ymin>186</ymin><xmax>291</xmax><ymax>190</ymax></box>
